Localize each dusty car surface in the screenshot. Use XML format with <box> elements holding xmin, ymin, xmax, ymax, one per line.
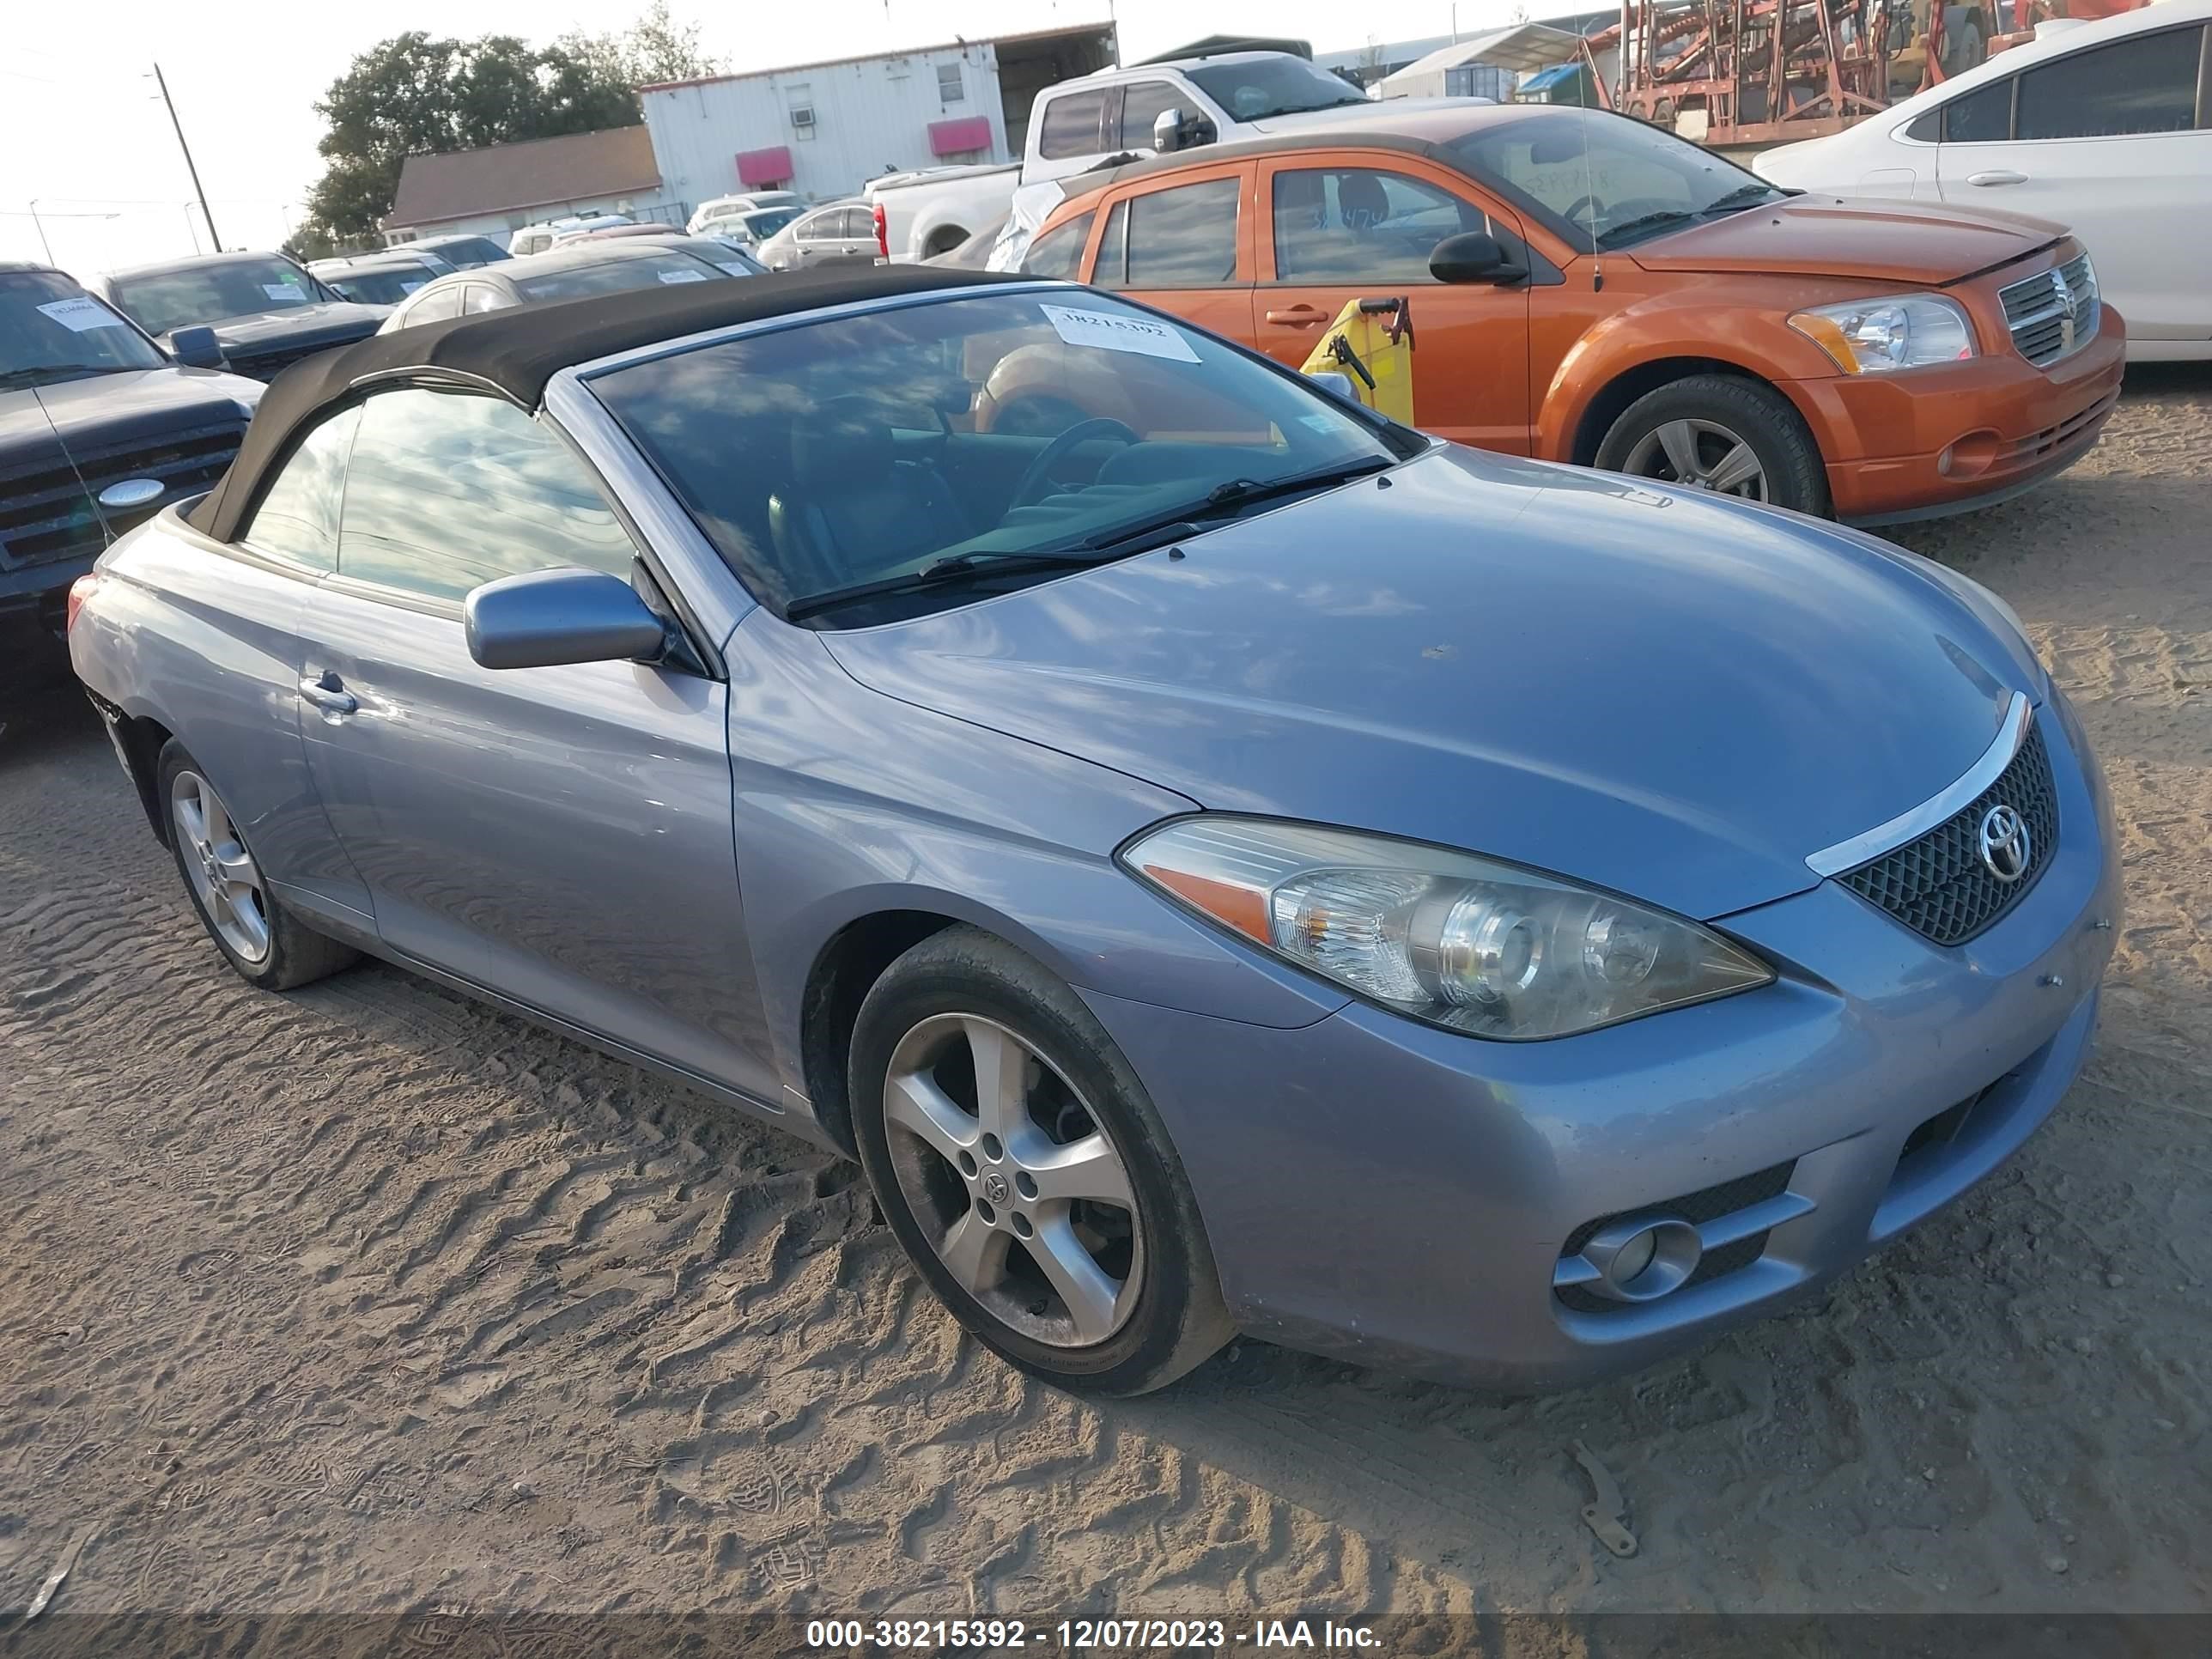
<box><xmin>1025</xmin><ymin>102</ymin><xmax>2127</xmax><ymax>524</ymax></box>
<box><xmin>70</xmin><ymin>267</ymin><xmax>2118</xmax><ymax>1396</ymax></box>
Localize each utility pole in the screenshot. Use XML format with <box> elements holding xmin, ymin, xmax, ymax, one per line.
<box><xmin>152</xmin><ymin>64</ymin><xmax>219</xmax><ymax>252</ymax></box>
<box><xmin>28</xmin><ymin>201</ymin><xmax>54</xmax><ymax>264</ymax></box>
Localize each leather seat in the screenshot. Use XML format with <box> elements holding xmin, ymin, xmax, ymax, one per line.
<box><xmin>768</xmin><ymin>398</ymin><xmax>968</xmax><ymax>590</ymax></box>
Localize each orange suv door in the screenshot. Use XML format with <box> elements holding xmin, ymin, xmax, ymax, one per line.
<box><xmin>1082</xmin><ymin>161</ymin><xmax>1258</xmax><ymax>346</ymax></box>
<box><xmin>1255</xmin><ymin>155</ymin><xmax>1533</xmax><ymax>453</ymax></box>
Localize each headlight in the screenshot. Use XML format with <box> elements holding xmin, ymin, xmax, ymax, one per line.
<box><xmin>1120</xmin><ymin>817</ymin><xmax>1772</xmax><ymax>1041</ymax></box>
<box><xmin>1788</xmin><ymin>295</ymin><xmax>1975</xmax><ymax>373</ymax></box>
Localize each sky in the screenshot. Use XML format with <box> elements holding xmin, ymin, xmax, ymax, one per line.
<box><xmin>2</xmin><ymin>0</ymin><xmax>1534</xmax><ymax>272</ymax></box>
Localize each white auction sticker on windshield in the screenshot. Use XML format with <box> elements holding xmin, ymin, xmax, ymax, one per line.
<box><xmin>263</xmin><ymin>284</ymin><xmax>306</xmax><ymax>303</ymax></box>
<box><xmin>657</xmin><ymin>269</ymin><xmax>708</xmax><ymax>284</ymax></box>
<box><xmin>401</xmin><ymin>279</ymin><xmax>427</xmax><ymax>294</ymax></box>
<box><xmin>36</xmin><ymin>297</ymin><xmax>128</xmax><ymax>332</ymax></box>
<box><xmin>1039</xmin><ymin>303</ymin><xmax>1199</xmax><ymax>364</ymax></box>
<box><xmin>714</xmin><ymin>263</ymin><xmax>752</xmax><ymax>276</ymax></box>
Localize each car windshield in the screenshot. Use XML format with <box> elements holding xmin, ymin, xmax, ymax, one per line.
<box><xmin>107</xmin><ymin>257</ymin><xmax>330</xmax><ymax>336</ymax></box>
<box><xmin>592</xmin><ymin>288</ymin><xmax>1413</xmax><ymax>624</ymax></box>
<box><xmin>738</xmin><ymin>208</ymin><xmax>801</xmax><ymax>239</ymax></box>
<box><xmin>1187</xmin><ymin>57</ymin><xmax>1369</xmax><ymax>121</ymax></box>
<box><xmin>329</xmin><ymin>267</ymin><xmax>436</xmax><ymax>306</ymax></box>
<box><xmin>0</xmin><ymin>270</ymin><xmax>167</xmax><ymax>384</ymax></box>
<box><xmin>511</xmin><ymin>251</ymin><xmax>736</xmax><ymax>301</ymax></box>
<box><xmin>421</xmin><ymin>237</ymin><xmax>507</xmax><ymax>267</ymax></box>
<box><xmin>1448</xmin><ymin>111</ymin><xmax>1785</xmax><ymax>252</ymax></box>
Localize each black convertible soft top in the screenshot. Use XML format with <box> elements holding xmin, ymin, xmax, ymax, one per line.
<box><xmin>187</xmin><ymin>264</ymin><xmax>1030</xmax><ymax>544</ymax></box>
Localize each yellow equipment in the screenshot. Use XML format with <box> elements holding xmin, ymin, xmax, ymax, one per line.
<box><xmin>1298</xmin><ymin>296</ymin><xmax>1416</xmax><ymax>426</ymax></box>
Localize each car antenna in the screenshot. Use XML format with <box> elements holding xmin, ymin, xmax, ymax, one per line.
<box><xmin>30</xmin><ymin>383</ymin><xmax>115</xmax><ymax>548</ymax></box>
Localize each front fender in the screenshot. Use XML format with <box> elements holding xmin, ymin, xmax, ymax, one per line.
<box><xmin>725</xmin><ymin>615</ymin><xmax>1350</xmax><ymax>1091</ymax></box>
<box><xmin>1535</xmin><ymin>283</ymin><xmax>1856</xmax><ymax>461</ymax></box>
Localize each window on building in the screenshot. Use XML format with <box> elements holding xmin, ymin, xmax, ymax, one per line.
<box><xmin>788</xmin><ymin>83</ymin><xmax>817</xmax><ymax>139</ymax></box>
<box><xmin>938</xmin><ymin>62</ymin><xmax>965</xmax><ymax>103</ymax></box>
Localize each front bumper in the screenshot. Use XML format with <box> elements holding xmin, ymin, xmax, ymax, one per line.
<box><xmin>1085</xmin><ymin>698</ymin><xmax>2120</xmax><ymax>1391</ymax></box>
<box><xmin>1786</xmin><ymin>306</ymin><xmax>2127</xmax><ymax>525</ymax></box>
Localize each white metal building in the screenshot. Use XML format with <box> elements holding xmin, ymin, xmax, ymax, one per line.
<box><xmin>639</xmin><ymin>22</ymin><xmax>1115</xmax><ymax>210</ymax></box>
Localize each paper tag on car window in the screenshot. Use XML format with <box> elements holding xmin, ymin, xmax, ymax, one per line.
<box><xmin>658</xmin><ymin>269</ymin><xmax>709</xmax><ymax>284</ymax></box>
<box><xmin>401</xmin><ymin>279</ymin><xmax>427</xmax><ymax>293</ymax></box>
<box><xmin>36</xmin><ymin>297</ymin><xmax>127</xmax><ymax>332</ymax></box>
<box><xmin>264</xmin><ymin>283</ymin><xmax>305</xmax><ymax>303</ymax></box>
<box><xmin>714</xmin><ymin>262</ymin><xmax>752</xmax><ymax>276</ymax></box>
<box><xmin>1040</xmin><ymin>303</ymin><xmax>1199</xmax><ymax>364</ymax></box>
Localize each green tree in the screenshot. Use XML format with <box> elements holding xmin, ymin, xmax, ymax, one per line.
<box><xmin>297</xmin><ymin>8</ymin><xmax>716</xmax><ymax>250</ymax></box>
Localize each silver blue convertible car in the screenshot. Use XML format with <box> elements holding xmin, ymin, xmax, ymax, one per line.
<box><xmin>68</xmin><ymin>267</ymin><xmax>2120</xmax><ymax>1395</ymax></box>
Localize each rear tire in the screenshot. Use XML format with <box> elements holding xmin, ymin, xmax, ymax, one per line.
<box><xmin>158</xmin><ymin>739</ymin><xmax>357</xmax><ymax>991</ymax></box>
<box><xmin>1595</xmin><ymin>374</ymin><xmax>1830</xmax><ymax>517</ymax></box>
<box><xmin>850</xmin><ymin>926</ymin><xmax>1233</xmax><ymax>1395</ymax></box>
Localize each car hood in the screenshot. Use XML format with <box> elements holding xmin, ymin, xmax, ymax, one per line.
<box><xmin>0</xmin><ymin>366</ymin><xmax>258</xmax><ymax>465</ymax></box>
<box><xmin>822</xmin><ymin>447</ymin><xmax>2043</xmax><ymax>921</ymax></box>
<box><xmin>158</xmin><ymin>301</ymin><xmax>389</xmax><ymax>350</ymax></box>
<box><xmin>1628</xmin><ymin>194</ymin><xmax>2064</xmax><ymax>284</ymax></box>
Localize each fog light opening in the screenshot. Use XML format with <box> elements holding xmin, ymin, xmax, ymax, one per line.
<box><xmin>1583</xmin><ymin>1214</ymin><xmax>1703</xmax><ymax>1302</ymax></box>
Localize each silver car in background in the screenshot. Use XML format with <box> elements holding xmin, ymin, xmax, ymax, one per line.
<box><xmin>69</xmin><ymin>268</ymin><xmax>2118</xmax><ymax>1396</ymax></box>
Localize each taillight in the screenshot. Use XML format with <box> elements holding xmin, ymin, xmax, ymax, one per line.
<box><xmin>66</xmin><ymin>571</ymin><xmax>102</xmax><ymax>634</ymax></box>
<box><xmin>873</xmin><ymin>201</ymin><xmax>889</xmax><ymax>260</ymax></box>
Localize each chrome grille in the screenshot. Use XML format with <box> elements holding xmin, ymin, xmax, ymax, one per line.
<box><xmin>1998</xmin><ymin>253</ymin><xmax>2099</xmax><ymax>367</ymax></box>
<box><xmin>1838</xmin><ymin>725</ymin><xmax>2058</xmax><ymax>945</ymax></box>
<box><xmin>0</xmin><ymin>418</ymin><xmax>245</xmax><ymax>573</ymax></box>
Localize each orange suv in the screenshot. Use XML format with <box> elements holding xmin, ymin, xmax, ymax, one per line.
<box><xmin>1018</xmin><ymin>104</ymin><xmax>2125</xmax><ymax>523</ymax></box>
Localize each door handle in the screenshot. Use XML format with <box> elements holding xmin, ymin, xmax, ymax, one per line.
<box><xmin>299</xmin><ymin>672</ymin><xmax>357</xmax><ymax>716</ymax></box>
<box><xmin>1967</xmin><ymin>170</ymin><xmax>2027</xmax><ymax>187</ymax></box>
<box><xmin>1265</xmin><ymin>306</ymin><xmax>1327</xmax><ymax>327</ymax></box>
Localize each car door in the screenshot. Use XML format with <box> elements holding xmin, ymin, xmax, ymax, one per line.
<box><xmin>183</xmin><ymin>404</ymin><xmax>374</xmax><ymax>933</ymax></box>
<box><xmin>293</xmin><ymin>381</ymin><xmax>780</xmax><ymax>1100</ymax></box>
<box><xmin>1933</xmin><ymin>20</ymin><xmax>2210</xmax><ymax>345</ymax></box>
<box><xmin>1255</xmin><ymin>156</ymin><xmax>1533</xmax><ymax>453</ymax></box>
<box><xmin>1083</xmin><ymin>164</ymin><xmax>1258</xmax><ymax>347</ymax></box>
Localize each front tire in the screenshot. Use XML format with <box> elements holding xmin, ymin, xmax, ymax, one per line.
<box><xmin>158</xmin><ymin>740</ymin><xmax>357</xmax><ymax>991</ymax></box>
<box><xmin>1595</xmin><ymin>374</ymin><xmax>1830</xmax><ymax>516</ymax></box>
<box><xmin>850</xmin><ymin>927</ymin><xmax>1233</xmax><ymax>1395</ymax></box>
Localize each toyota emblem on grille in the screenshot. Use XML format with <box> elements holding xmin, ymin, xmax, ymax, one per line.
<box><xmin>1978</xmin><ymin>804</ymin><xmax>2031</xmax><ymax>883</ymax></box>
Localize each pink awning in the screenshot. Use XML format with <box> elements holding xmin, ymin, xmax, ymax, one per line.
<box><xmin>927</xmin><ymin>117</ymin><xmax>993</xmax><ymax>157</ymax></box>
<box><xmin>735</xmin><ymin>147</ymin><xmax>793</xmax><ymax>186</ymax></box>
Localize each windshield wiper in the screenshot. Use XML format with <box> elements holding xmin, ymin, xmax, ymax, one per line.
<box><xmin>0</xmin><ymin>363</ymin><xmax>137</xmax><ymax>387</ymax></box>
<box><xmin>1699</xmin><ymin>183</ymin><xmax>1782</xmax><ymax>216</ymax></box>
<box><xmin>1595</xmin><ymin>210</ymin><xmax>1698</xmax><ymax>250</ymax></box>
<box><xmin>1062</xmin><ymin>457</ymin><xmax>1395</xmax><ymax>556</ymax></box>
<box><xmin>784</xmin><ymin>548</ymin><xmax>1114</xmax><ymax>622</ymax></box>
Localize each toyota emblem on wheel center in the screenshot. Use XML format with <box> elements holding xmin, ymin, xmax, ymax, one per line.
<box><xmin>981</xmin><ymin>1172</ymin><xmax>1010</xmax><ymax>1204</ymax></box>
<box><xmin>1978</xmin><ymin>804</ymin><xmax>2031</xmax><ymax>882</ymax></box>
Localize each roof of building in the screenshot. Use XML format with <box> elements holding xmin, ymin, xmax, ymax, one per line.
<box><xmin>185</xmin><ymin>264</ymin><xmax>1031</xmax><ymax>545</ymax></box>
<box><xmin>385</xmin><ymin>126</ymin><xmax>659</xmax><ymax>232</ymax></box>
<box><xmin>1376</xmin><ymin>22</ymin><xmax>1591</xmax><ymax>89</ymax></box>
<box><xmin>636</xmin><ymin>21</ymin><xmax>1115</xmax><ymax>94</ymax></box>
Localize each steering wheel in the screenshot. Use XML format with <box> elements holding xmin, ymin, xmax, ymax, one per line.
<box><xmin>1561</xmin><ymin>194</ymin><xmax>1601</xmax><ymax>226</ymax></box>
<box><xmin>1008</xmin><ymin>418</ymin><xmax>1141</xmax><ymax>509</ymax></box>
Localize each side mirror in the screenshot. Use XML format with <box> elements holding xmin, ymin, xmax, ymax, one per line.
<box><xmin>170</xmin><ymin>326</ymin><xmax>226</xmax><ymax>369</ymax></box>
<box><xmin>1152</xmin><ymin>108</ymin><xmax>1187</xmax><ymax>153</ymax></box>
<box><xmin>464</xmin><ymin>567</ymin><xmax>669</xmax><ymax>670</ymax></box>
<box><xmin>1304</xmin><ymin>370</ymin><xmax>1360</xmax><ymax>404</ymax></box>
<box><xmin>1430</xmin><ymin>231</ymin><xmax>1527</xmax><ymax>286</ymax></box>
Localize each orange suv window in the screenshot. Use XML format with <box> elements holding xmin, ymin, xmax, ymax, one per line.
<box><xmin>1095</xmin><ymin>176</ymin><xmax>1241</xmax><ymax>289</ymax></box>
<box><xmin>1271</xmin><ymin>167</ymin><xmax>1496</xmax><ymax>283</ymax></box>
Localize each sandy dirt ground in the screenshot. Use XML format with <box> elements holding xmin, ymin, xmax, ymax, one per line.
<box><xmin>2</xmin><ymin>369</ymin><xmax>2208</xmax><ymax>1634</ymax></box>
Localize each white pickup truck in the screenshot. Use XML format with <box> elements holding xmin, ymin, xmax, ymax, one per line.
<box><xmin>868</xmin><ymin>51</ymin><xmax>1419</xmax><ymax>269</ymax></box>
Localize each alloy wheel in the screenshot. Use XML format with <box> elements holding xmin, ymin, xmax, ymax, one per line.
<box><xmin>1620</xmin><ymin>418</ymin><xmax>1770</xmax><ymax>501</ymax></box>
<box><xmin>883</xmin><ymin>1012</ymin><xmax>1144</xmax><ymax>1348</ymax></box>
<box><xmin>170</xmin><ymin>770</ymin><xmax>271</xmax><ymax>963</ymax></box>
